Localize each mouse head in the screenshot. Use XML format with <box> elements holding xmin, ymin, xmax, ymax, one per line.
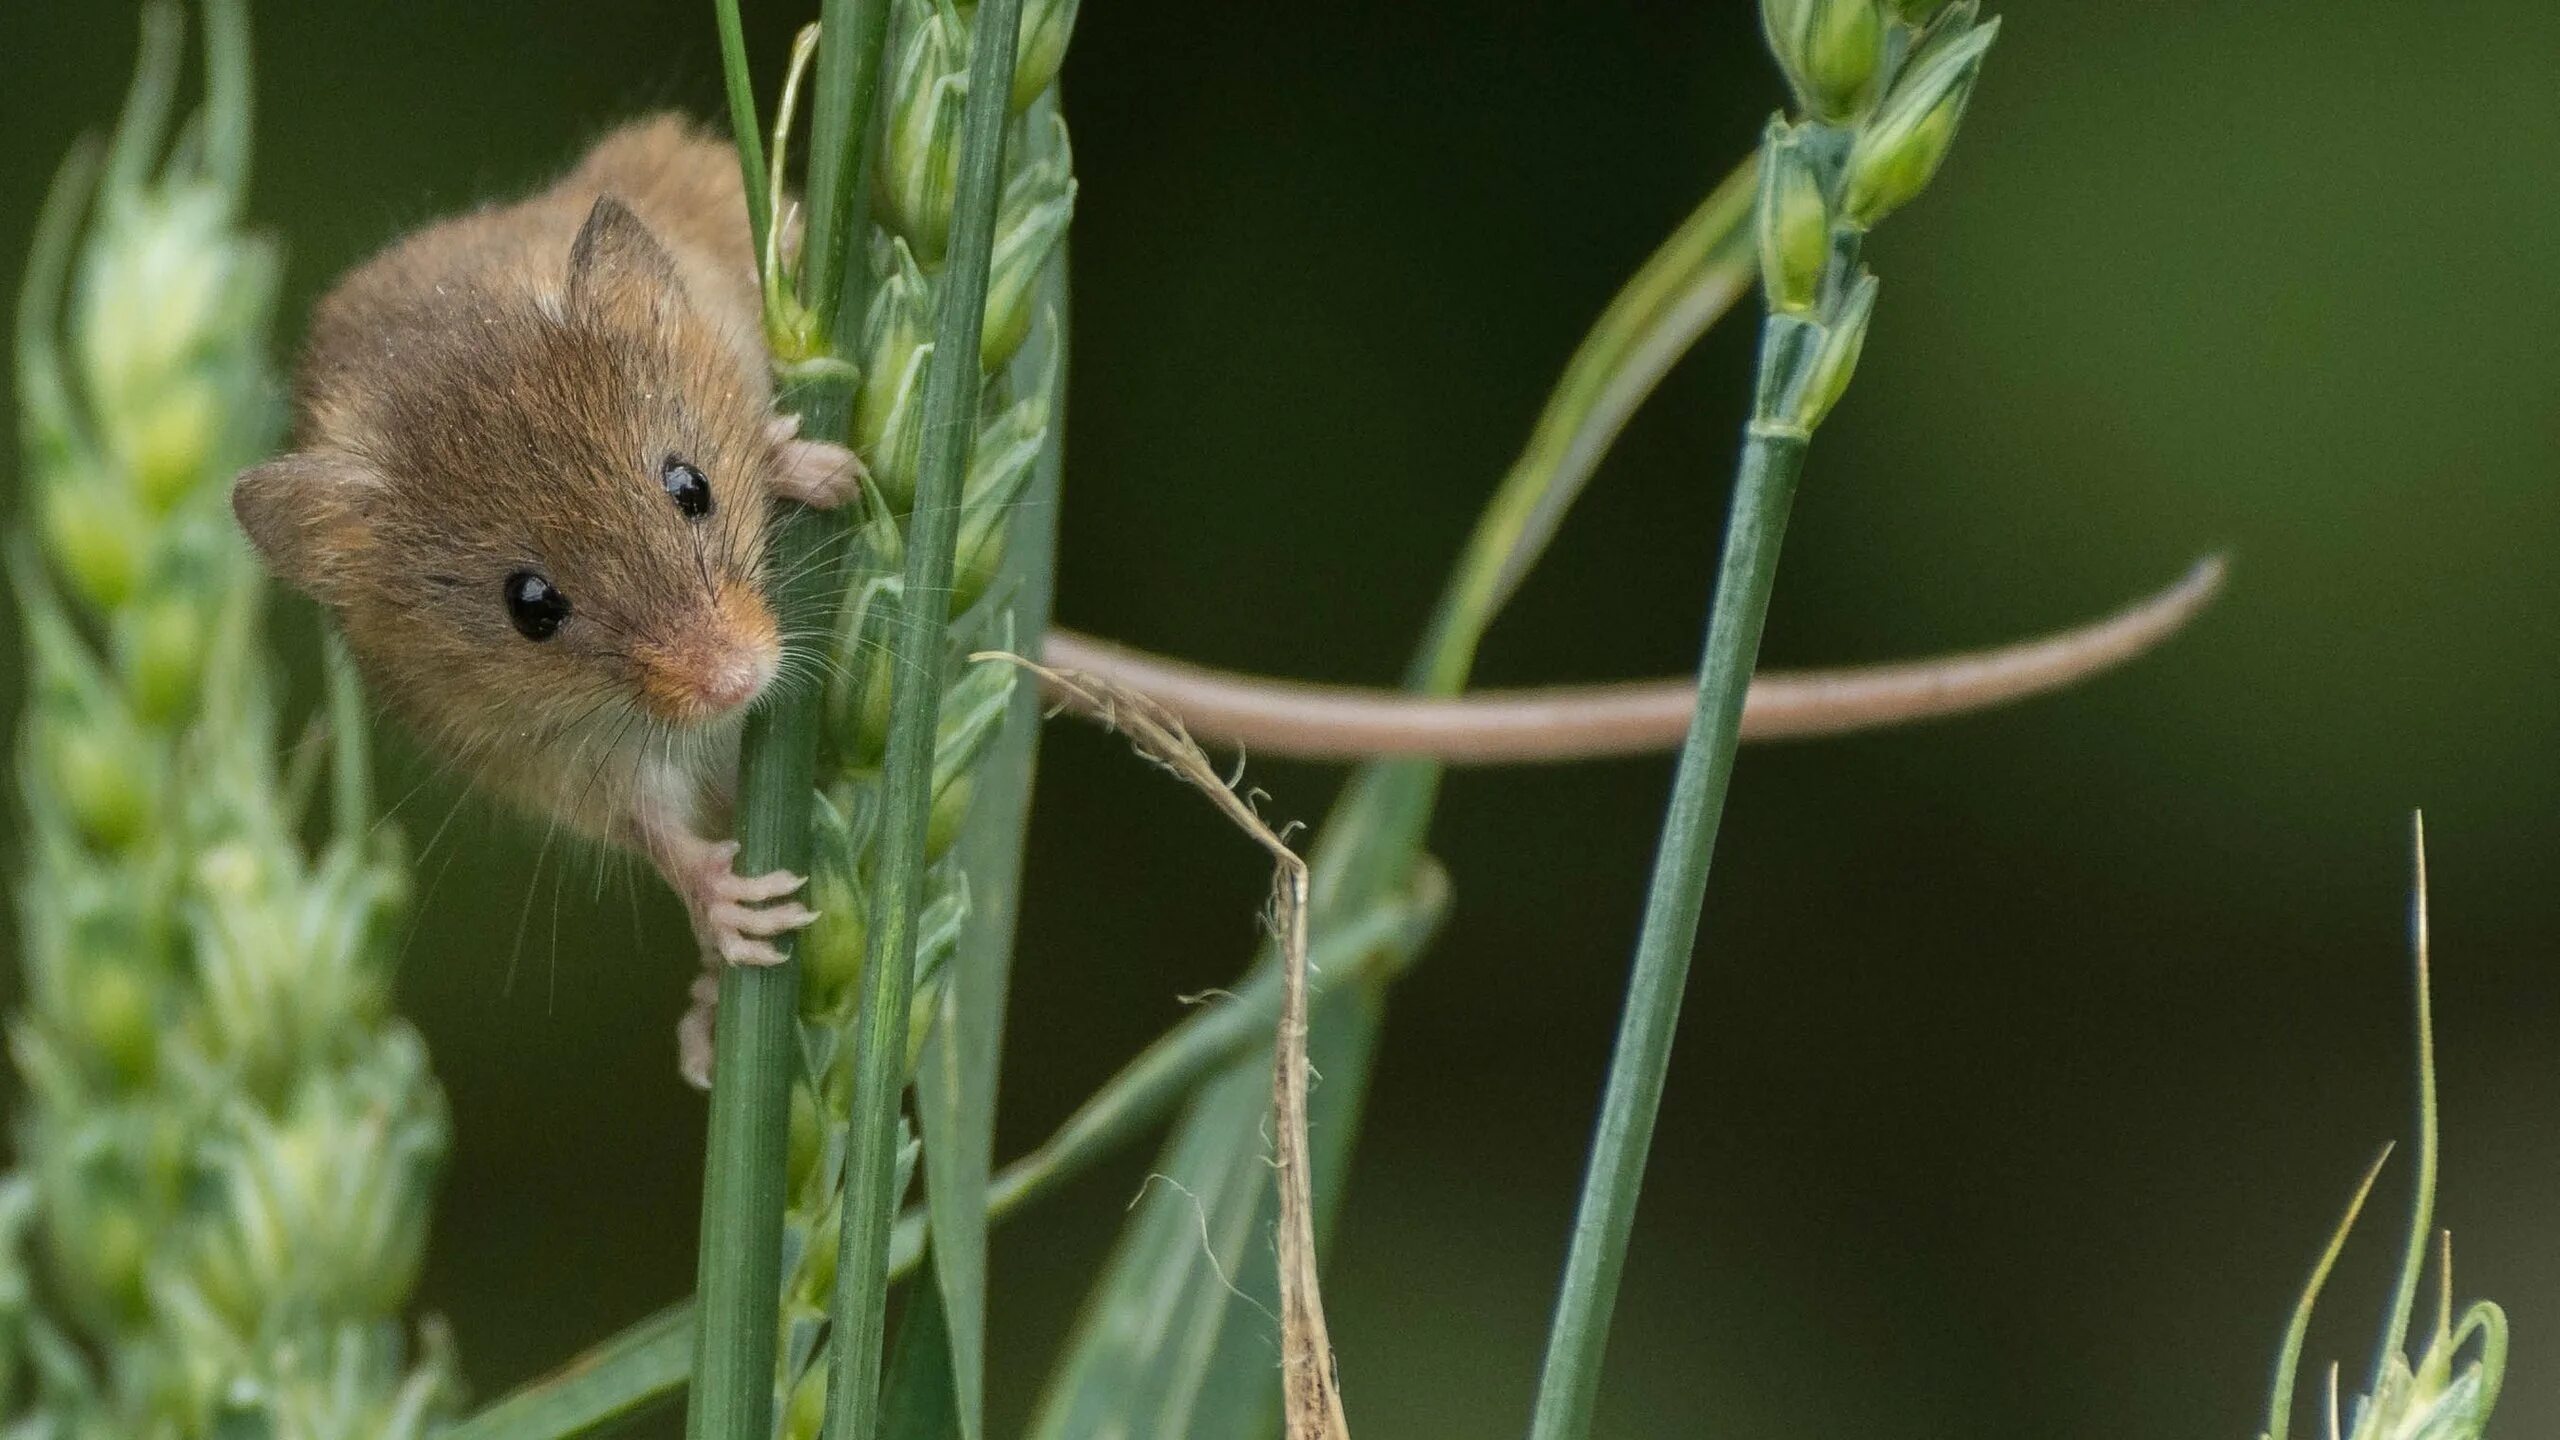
<box><xmin>234</xmin><ymin>196</ymin><xmax>790</xmax><ymax>753</ymax></box>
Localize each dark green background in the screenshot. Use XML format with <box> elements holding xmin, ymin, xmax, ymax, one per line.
<box><xmin>7</xmin><ymin>2</ymin><xmax>2559</xmax><ymax>1435</ymax></box>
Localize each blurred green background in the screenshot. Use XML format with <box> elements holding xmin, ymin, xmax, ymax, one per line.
<box><xmin>7</xmin><ymin>1</ymin><xmax>2560</xmax><ymax>1435</ymax></box>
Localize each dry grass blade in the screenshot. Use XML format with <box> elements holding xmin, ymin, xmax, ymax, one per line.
<box><xmin>973</xmin><ymin>651</ymin><xmax>1351</xmax><ymax>1440</ymax></box>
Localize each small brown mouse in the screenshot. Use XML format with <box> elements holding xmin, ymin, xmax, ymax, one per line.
<box><xmin>233</xmin><ymin>116</ymin><xmax>855</xmax><ymax>998</ymax></box>
<box><xmin>233</xmin><ymin>112</ymin><xmax>2221</xmax><ymax>1080</ymax></box>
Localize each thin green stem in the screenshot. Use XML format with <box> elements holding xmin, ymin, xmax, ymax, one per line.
<box><xmin>825</xmin><ymin>5</ymin><xmax>1023</xmax><ymax>1437</ymax></box>
<box><xmin>1526</xmin><ymin>426</ymin><xmax>1806</xmax><ymax>1440</ymax></box>
<box><xmin>1411</xmin><ymin>158</ymin><xmax>1758</xmax><ymax>696</ymax></box>
<box><xmin>2374</xmin><ymin>814</ymin><xmax>2438</xmax><ymax>1379</ymax></box>
<box><xmin>713</xmin><ymin>0</ymin><xmax>773</xmax><ymax>266</ymax></box>
<box><xmin>447</xmin><ymin>1304</ymin><xmax>696</xmax><ymax>1440</ymax></box>
<box><xmin>324</xmin><ymin>630</ymin><xmax>370</xmax><ymax>839</ymax></box>
<box><xmin>682</xmin><ymin>546</ymin><xmax>819</xmax><ymax>1440</ymax></box>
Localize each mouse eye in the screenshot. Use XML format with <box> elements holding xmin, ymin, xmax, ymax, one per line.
<box><xmin>504</xmin><ymin>570</ymin><xmax>571</xmax><ymax>641</ymax></box>
<box><xmin>661</xmin><ymin>454</ymin><xmax>713</xmax><ymax>520</ymax></box>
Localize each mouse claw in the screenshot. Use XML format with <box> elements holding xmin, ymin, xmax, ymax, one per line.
<box><xmin>767</xmin><ymin>415</ymin><xmax>865</xmax><ymax>510</ymax></box>
<box><xmin>698</xmin><ymin>868</ymin><xmax>813</xmax><ymax>967</ymax></box>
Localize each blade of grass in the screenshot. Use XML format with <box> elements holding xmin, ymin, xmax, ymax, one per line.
<box><xmin>826</xmin><ymin>5</ymin><xmax>1023</xmax><ymax>1437</ymax></box>
<box><xmin>446</xmin><ymin>1304</ymin><xmax>695</xmax><ymax>1440</ymax></box>
<box><xmin>2371</xmin><ymin>812</ymin><xmax>2438</xmax><ymax>1385</ymax></box>
<box><xmin>2261</xmin><ymin>1147</ymin><xmax>2393</xmax><ymax>1440</ymax></box>
<box><xmin>1529</xmin><ymin>14</ymin><xmax>2005</xmax><ymax>1427</ymax></box>
<box><xmin>904</xmin><ymin>190</ymin><xmax>1070</xmax><ymax>1440</ymax></box>
<box><xmin>440</xmin><ymin>871</ymin><xmax>1444</xmax><ymax>1440</ymax></box>
<box><xmin>324</xmin><ymin>630</ymin><xmax>371</xmax><ymax>838</ymax></box>
<box><xmin>880</xmin><ymin>1281</ymin><xmax>962</xmax><ymax>1440</ymax></box>
<box><xmin>1417</xmin><ymin>157</ymin><xmax>1758</xmax><ymax>692</ymax></box>
<box><xmin>712</xmin><ymin>0</ymin><xmax>773</xmax><ymax>265</ymax></box>
<box><xmin>1525</xmin><ymin>429</ymin><xmax>1805</xmax><ymax>1440</ymax></box>
<box><xmin>1027</xmin><ymin>155</ymin><xmax>1759</xmax><ymax>1440</ymax></box>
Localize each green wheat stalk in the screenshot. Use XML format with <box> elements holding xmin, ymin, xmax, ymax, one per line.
<box><xmin>2</xmin><ymin>3</ymin><xmax>453</xmax><ymax>1435</ymax></box>
<box><xmin>1528</xmin><ymin>3</ymin><xmax>1997</xmax><ymax>1435</ymax></box>
<box><xmin>684</xmin><ymin>3</ymin><xmax>1076</xmax><ymax>1439</ymax></box>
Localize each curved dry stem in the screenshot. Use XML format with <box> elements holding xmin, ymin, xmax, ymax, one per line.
<box><xmin>1039</xmin><ymin>555</ymin><xmax>2225</xmax><ymax>762</ymax></box>
<box><xmin>973</xmin><ymin>653</ymin><xmax>1349</xmax><ymax>1439</ymax></box>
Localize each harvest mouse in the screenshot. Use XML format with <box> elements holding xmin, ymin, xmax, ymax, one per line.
<box><xmin>231</xmin><ymin>112</ymin><xmax>2223</xmax><ymax>1081</ymax></box>
<box><xmin>232</xmin><ymin>116</ymin><xmax>856</xmax><ymax>1049</ymax></box>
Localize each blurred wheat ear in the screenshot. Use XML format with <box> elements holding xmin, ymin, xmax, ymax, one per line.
<box><xmin>2</xmin><ymin>1</ymin><xmax>453</xmax><ymax>1434</ymax></box>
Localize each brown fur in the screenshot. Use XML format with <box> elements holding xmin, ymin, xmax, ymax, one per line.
<box><xmin>234</xmin><ymin>115</ymin><xmax>788</xmax><ymax>847</ymax></box>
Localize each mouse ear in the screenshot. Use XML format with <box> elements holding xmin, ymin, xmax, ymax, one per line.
<box><xmin>232</xmin><ymin>451</ymin><xmax>373</xmax><ymax>604</ymax></box>
<box><xmin>567</xmin><ymin>194</ymin><xmax>683</xmax><ymax>320</ymax></box>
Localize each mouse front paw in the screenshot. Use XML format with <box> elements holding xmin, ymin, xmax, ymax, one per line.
<box><xmin>766</xmin><ymin>413</ymin><xmax>866</xmax><ymax>509</ymax></box>
<box><xmin>683</xmin><ymin>838</ymin><xmax>816</xmax><ymax>966</ymax></box>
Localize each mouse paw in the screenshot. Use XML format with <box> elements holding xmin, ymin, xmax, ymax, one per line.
<box><xmin>766</xmin><ymin>414</ymin><xmax>866</xmax><ymax>509</ymax></box>
<box><xmin>677</xmin><ymin>972</ymin><xmax>719</xmax><ymax>1090</ymax></box>
<box><xmin>673</xmin><ymin>835</ymin><xmax>818</xmax><ymax>967</ymax></box>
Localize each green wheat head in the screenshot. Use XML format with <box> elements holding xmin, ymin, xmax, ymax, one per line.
<box><xmin>3</xmin><ymin>5</ymin><xmax>453</xmax><ymax>1435</ymax></box>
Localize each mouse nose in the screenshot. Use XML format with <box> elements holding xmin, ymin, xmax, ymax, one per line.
<box><xmin>636</xmin><ymin>582</ymin><xmax>782</xmax><ymax>724</ymax></box>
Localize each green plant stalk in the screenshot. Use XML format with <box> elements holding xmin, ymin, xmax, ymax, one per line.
<box><xmin>1522</xmin><ymin>6</ymin><xmax>2013</xmax><ymax>1423</ymax></box>
<box><xmin>714</xmin><ymin>0</ymin><xmax>773</xmax><ymax>263</ymax></box>
<box><xmin>908</xmin><ymin>261</ymin><xmax>1066</xmax><ymax>1438</ymax></box>
<box><xmin>1526</xmin><ymin>429</ymin><xmax>1805</xmax><ymax>1440</ymax></box>
<box><xmin>687</xmin><ymin>12</ymin><xmax>865</xmax><ymax>1436</ymax></box>
<box><xmin>825</xmin><ymin>3</ymin><xmax>1022</xmax><ymax>1436</ymax></box>
<box><xmin>2372</xmin><ymin>822</ymin><xmax>2437</xmax><ymax>1383</ymax></box>
<box><xmin>440</xmin><ymin>869</ymin><xmax>1441</xmax><ymax>1440</ymax></box>
<box><xmin>1416</xmin><ymin>158</ymin><xmax>1758</xmax><ymax>693</ymax></box>
<box><xmin>686</xmin><ymin>405</ymin><xmax>841</xmax><ymax>1440</ymax></box>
